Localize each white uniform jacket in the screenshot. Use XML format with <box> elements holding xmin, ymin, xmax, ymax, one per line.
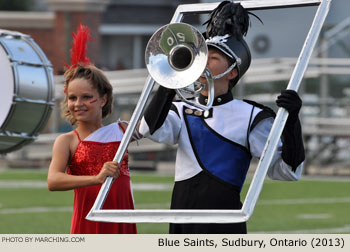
<box><xmin>139</xmin><ymin>93</ymin><xmax>302</xmax><ymax>189</ymax></box>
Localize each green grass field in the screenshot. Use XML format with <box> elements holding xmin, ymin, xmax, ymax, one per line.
<box><xmin>0</xmin><ymin>168</ymin><xmax>349</xmax><ymax>234</ymax></box>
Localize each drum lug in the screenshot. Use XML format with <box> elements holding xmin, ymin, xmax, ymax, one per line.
<box><xmin>0</xmin><ymin>130</ymin><xmax>35</xmax><ymax>140</ymax></box>
<box><xmin>14</xmin><ymin>96</ymin><xmax>55</xmax><ymax>105</ymax></box>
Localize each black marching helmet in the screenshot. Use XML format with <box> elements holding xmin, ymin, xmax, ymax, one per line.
<box><xmin>203</xmin><ymin>1</ymin><xmax>259</xmax><ymax>88</ymax></box>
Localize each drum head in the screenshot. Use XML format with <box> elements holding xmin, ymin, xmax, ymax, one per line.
<box><xmin>0</xmin><ymin>43</ymin><xmax>14</xmax><ymax>128</ymax></box>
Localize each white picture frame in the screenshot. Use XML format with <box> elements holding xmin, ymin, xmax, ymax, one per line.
<box><xmin>86</xmin><ymin>0</ymin><xmax>332</xmax><ymax>224</ymax></box>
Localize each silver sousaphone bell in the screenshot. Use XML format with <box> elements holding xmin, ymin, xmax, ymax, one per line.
<box><xmin>145</xmin><ymin>23</ymin><xmax>214</xmax><ymax>110</ymax></box>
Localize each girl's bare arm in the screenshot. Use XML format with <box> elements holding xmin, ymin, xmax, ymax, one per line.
<box><xmin>47</xmin><ymin>134</ymin><xmax>119</xmax><ymax>191</ymax></box>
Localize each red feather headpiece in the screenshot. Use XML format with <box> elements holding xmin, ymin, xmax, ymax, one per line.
<box><xmin>64</xmin><ymin>24</ymin><xmax>92</xmax><ymax>93</ymax></box>
<box><xmin>69</xmin><ymin>23</ymin><xmax>92</xmax><ymax>67</ymax></box>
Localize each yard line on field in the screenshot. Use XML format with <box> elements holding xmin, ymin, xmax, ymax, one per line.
<box><xmin>258</xmin><ymin>197</ymin><xmax>350</xmax><ymax>205</ymax></box>
<box><xmin>132</xmin><ymin>183</ymin><xmax>172</xmax><ymax>190</ymax></box>
<box><xmin>0</xmin><ymin>206</ymin><xmax>72</xmax><ymax>214</ymax></box>
<box><xmin>297</xmin><ymin>213</ymin><xmax>332</xmax><ymax>219</ymax></box>
<box><xmin>253</xmin><ymin>225</ymin><xmax>350</xmax><ymax>234</ymax></box>
<box><xmin>261</xmin><ymin>176</ymin><xmax>350</xmax><ymax>183</ymax></box>
<box><xmin>0</xmin><ymin>181</ymin><xmax>172</xmax><ymax>191</ymax></box>
<box><xmin>0</xmin><ymin>181</ymin><xmax>47</xmax><ymax>188</ymax></box>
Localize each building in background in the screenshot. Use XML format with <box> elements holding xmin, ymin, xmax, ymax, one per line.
<box><xmin>0</xmin><ymin>0</ymin><xmax>200</xmax><ymax>73</ymax></box>
<box><xmin>0</xmin><ymin>0</ymin><xmax>349</xmax><ymax>72</ymax></box>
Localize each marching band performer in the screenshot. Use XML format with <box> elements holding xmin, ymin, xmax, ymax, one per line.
<box><xmin>139</xmin><ymin>1</ymin><xmax>305</xmax><ymax>234</ymax></box>
<box><xmin>47</xmin><ymin>24</ymin><xmax>137</xmax><ymax>234</ymax></box>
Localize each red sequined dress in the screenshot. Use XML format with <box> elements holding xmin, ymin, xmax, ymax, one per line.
<box><xmin>67</xmin><ymin>122</ymin><xmax>137</xmax><ymax>234</ymax></box>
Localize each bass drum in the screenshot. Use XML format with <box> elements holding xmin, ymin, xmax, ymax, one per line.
<box><xmin>0</xmin><ymin>29</ymin><xmax>54</xmax><ymax>154</ymax></box>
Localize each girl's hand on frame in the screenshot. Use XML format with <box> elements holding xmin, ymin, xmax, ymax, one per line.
<box><xmin>96</xmin><ymin>161</ymin><xmax>120</xmax><ymax>184</ymax></box>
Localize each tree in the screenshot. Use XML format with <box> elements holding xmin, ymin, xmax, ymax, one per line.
<box><xmin>0</xmin><ymin>0</ymin><xmax>34</xmax><ymax>11</ymax></box>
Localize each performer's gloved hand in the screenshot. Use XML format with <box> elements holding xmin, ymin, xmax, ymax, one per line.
<box><xmin>144</xmin><ymin>86</ymin><xmax>176</xmax><ymax>135</ymax></box>
<box><xmin>276</xmin><ymin>89</ymin><xmax>305</xmax><ymax>171</ymax></box>
<box><xmin>276</xmin><ymin>89</ymin><xmax>302</xmax><ymax>123</ymax></box>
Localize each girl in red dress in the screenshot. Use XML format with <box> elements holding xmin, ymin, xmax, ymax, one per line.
<box><xmin>47</xmin><ymin>24</ymin><xmax>137</xmax><ymax>234</ymax></box>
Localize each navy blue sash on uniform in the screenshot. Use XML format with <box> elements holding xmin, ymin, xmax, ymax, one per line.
<box><xmin>185</xmin><ymin>112</ymin><xmax>252</xmax><ymax>190</ymax></box>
